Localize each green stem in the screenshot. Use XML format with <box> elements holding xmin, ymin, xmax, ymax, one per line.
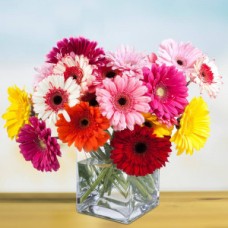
<box><xmin>80</xmin><ymin>167</ymin><xmax>110</xmax><ymax>203</ymax></box>
<box><xmin>100</xmin><ymin>166</ymin><xmax>114</xmax><ymax>197</ymax></box>
<box><xmin>146</xmin><ymin>175</ymin><xmax>156</xmax><ymax>190</ymax></box>
<box><xmin>115</xmin><ymin>174</ymin><xmax>128</xmax><ymax>191</ymax></box>
<box><xmin>97</xmin><ymin>147</ymin><xmax>109</xmax><ymax>161</ymax></box>
<box><xmin>137</xmin><ymin>176</ymin><xmax>154</xmax><ymax>195</ymax></box>
<box><xmin>128</xmin><ymin>176</ymin><xmax>152</xmax><ymax>200</ymax></box>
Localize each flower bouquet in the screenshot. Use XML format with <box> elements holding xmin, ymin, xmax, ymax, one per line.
<box><xmin>2</xmin><ymin>37</ymin><xmax>222</xmax><ymax>224</ymax></box>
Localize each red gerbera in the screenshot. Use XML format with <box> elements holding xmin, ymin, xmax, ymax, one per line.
<box><xmin>46</xmin><ymin>36</ymin><xmax>105</xmax><ymax>67</ymax></box>
<box><xmin>110</xmin><ymin>125</ymin><xmax>171</xmax><ymax>176</ymax></box>
<box><xmin>56</xmin><ymin>102</ymin><xmax>110</xmax><ymax>152</ymax></box>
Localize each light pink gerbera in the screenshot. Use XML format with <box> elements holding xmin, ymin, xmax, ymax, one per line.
<box><xmin>46</xmin><ymin>36</ymin><xmax>106</xmax><ymax>67</ymax></box>
<box><xmin>16</xmin><ymin>116</ymin><xmax>61</xmax><ymax>172</ymax></box>
<box><xmin>191</xmin><ymin>56</ymin><xmax>222</xmax><ymax>98</ymax></box>
<box><xmin>106</xmin><ymin>46</ymin><xmax>150</xmax><ymax>79</ymax></box>
<box><xmin>156</xmin><ymin>39</ymin><xmax>203</xmax><ymax>79</ymax></box>
<box><xmin>143</xmin><ymin>64</ymin><xmax>188</xmax><ymax>124</ymax></box>
<box><xmin>53</xmin><ymin>54</ymin><xmax>95</xmax><ymax>93</ymax></box>
<box><xmin>96</xmin><ymin>75</ymin><xmax>151</xmax><ymax>131</ymax></box>
<box><xmin>34</xmin><ymin>63</ymin><xmax>55</xmax><ymax>87</ymax></box>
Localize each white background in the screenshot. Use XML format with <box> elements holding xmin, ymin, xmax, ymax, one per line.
<box><xmin>0</xmin><ymin>0</ymin><xmax>228</xmax><ymax>192</ymax></box>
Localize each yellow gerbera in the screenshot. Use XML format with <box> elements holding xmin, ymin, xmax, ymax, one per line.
<box><xmin>171</xmin><ymin>97</ymin><xmax>210</xmax><ymax>155</ymax></box>
<box><xmin>2</xmin><ymin>86</ymin><xmax>31</xmax><ymax>139</ymax></box>
<box><xmin>142</xmin><ymin>113</ymin><xmax>173</xmax><ymax>137</ymax></box>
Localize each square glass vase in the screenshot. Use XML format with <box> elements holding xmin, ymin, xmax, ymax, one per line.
<box><xmin>76</xmin><ymin>155</ymin><xmax>160</xmax><ymax>224</ymax></box>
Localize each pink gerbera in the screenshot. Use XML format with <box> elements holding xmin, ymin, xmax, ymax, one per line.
<box><xmin>89</xmin><ymin>59</ymin><xmax>121</xmax><ymax>92</ymax></box>
<box><xmin>16</xmin><ymin>117</ymin><xmax>61</xmax><ymax>172</ymax></box>
<box><xmin>106</xmin><ymin>46</ymin><xmax>150</xmax><ymax>79</ymax></box>
<box><xmin>96</xmin><ymin>75</ymin><xmax>151</xmax><ymax>131</ymax></box>
<box><xmin>46</xmin><ymin>36</ymin><xmax>105</xmax><ymax>67</ymax></box>
<box><xmin>34</xmin><ymin>63</ymin><xmax>55</xmax><ymax>87</ymax></box>
<box><xmin>156</xmin><ymin>39</ymin><xmax>203</xmax><ymax>78</ymax></box>
<box><xmin>143</xmin><ymin>64</ymin><xmax>188</xmax><ymax>123</ymax></box>
<box><xmin>191</xmin><ymin>56</ymin><xmax>222</xmax><ymax>98</ymax></box>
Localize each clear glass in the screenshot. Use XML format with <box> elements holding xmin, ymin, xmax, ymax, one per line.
<box><xmin>76</xmin><ymin>151</ymin><xmax>160</xmax><ymax>224</ymax></box>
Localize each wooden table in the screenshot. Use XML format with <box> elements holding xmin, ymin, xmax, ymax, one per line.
<box><xmin>0</xmin><ymin>192</ymin><xmax>227</xmax><ymax>228</ymax></box>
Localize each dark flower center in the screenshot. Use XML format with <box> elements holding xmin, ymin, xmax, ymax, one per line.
<box><xmin>64</xmin><ymin>66</ymin><xmax>83</xmax><ymax>84</ymax></box>
<box><xmin>89</xmin><ymin>98</ymin><xmax>98</xmax><ymax>107</ymax></box>
<box><xmin>144</xmin><ymin>121</ymin><xmax>153</xmax><ymax>128</ymax></box>
<box><xmin>80</xmin><ymin>118</ymin><xmax>89</xmax><ymax>127</ymax></box>
<box><xmin>45</xmin><ymin>88</ymin><xmax>68</xmax><ymax>112</ymax></box>
<box><xmin>200</xmin><ymin>64</ymin><xmax>214</xmax><ymax>84</ymax></box>
<box><xmin>176</xmin><ymin>117</ymin><xmax>181</xmax><ymax>129</ymax></box>
<box><xmin>177</xmin><ymin>60</ymin><xmax>183</xmax><ymax>66</ymax></box>
<box><xmin>53</xmin><ymin>95</ymin><xmax>63</xmax><ymax>105</ymax></box>
<box><xmin>134</xmin><ymin>142</ymin><xmax>147</xmax><ymax>154</ymax></box>
<box><xmin>81</xmin><ymin>93</ymin><xmax>98</xmax><ymax>107</ymax></box>
<box><xmin>106</xmin><ymin>71</ymin><xmax>116</xmax><ymax>78</ymax></box>
<box><xmin>118</xmin><ymin>97</ymin><xmax>127</xmax><ymax>106</ymax></box>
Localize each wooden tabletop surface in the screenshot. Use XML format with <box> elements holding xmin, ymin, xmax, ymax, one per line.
<box><xmin>0</xmin><ymin>192</ymin><xmax>227</xmax><ymax>228</ymax></box>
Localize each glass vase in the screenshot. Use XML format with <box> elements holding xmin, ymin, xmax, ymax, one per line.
<box><xmin>76</xmin><ymin>148</ymin><xmax>160</xmax><ymax>224</ymax></box>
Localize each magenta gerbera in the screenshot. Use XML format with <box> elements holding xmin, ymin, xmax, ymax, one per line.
<box><xmin>46</xmin><ymin>36</ymin><xmax>105</xmax><ymax>67</ymax></box>
<box><xmin>143</xmin><ymin>64</ymin><xmax>188</xmax><ymax>123</ymax></box>
<box><xmin>106</xmin><ymin>46</ymin><xmax>150</xmax><ymax>79</ymax></box>
<box><xmin>156</xmin><ymin>39</ymin><xmax>203</xmax><ymax>79</ymax></box>
<box><xmin>16</xmin><ymin>117</ymin><xmax>61</xmax><ymax>172</ymax></box>
<box><xmin>96</xmin><ymin>75</ymin><xmax>151</xmax><ymax>131</ymax></box>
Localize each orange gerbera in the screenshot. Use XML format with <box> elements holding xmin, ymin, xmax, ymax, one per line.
<box><xmin>56</xmin><ymin>102</ymin><xmax>110</xmax><ymax>152</ymax></box>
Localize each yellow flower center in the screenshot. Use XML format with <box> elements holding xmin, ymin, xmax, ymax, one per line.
<box><xmin>156</xmin><ymin>87</ymin><xmax>165</xmax><ymax>98</ymax></box>
<box><xmin>39</xmin><ymin>140</ymin><xmax>47</xmax><ymax>150</ymax></box>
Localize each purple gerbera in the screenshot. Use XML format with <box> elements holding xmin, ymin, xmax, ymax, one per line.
<box><xmin>143</xmin><ymin>64</ymin><xmax>188</xmax><ymax>124</ymax></box>
<box><xmin>46</xmin><ymin>36</ymin><xmax>106</xmax><ymax>67</ymax></box>
<box><xmin>16</xmin><ymin>116</ymin><xmax>61</xmax><ymax>172</ymax></box>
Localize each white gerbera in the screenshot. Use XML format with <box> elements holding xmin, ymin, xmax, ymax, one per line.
<box><xmin>33</xmin><ymin>75</ymin><xmax>81</xmax><ymax>134</ymax></box>
<box><xmin>191</xmin><ymin>56</ymin><xmax>222</xmax><ymax>98</ymax></box>
<box><xmin>53</xmin><ymin>54</ymin><xmax>95</xmax><ymax>93</ymax></box>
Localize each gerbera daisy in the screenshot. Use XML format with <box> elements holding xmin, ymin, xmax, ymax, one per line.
<box><xmin>106</xmin><ymin>46</ymin><xmax>150</xmax><ymax>79</ymax></box>
<box><xmin>156</xmin><ymin>39</ymin><xmax>203</xmax><ymax>78</ymax></box>
<box><xmin>143</xmin><ymin>64</ymin><xmax>188</xmax><ymax>123</ymax></box>
<box><xmin>89</xmin><ymin>60</ymin><xmax>120</xmax><ymax>92</ymax></box>
<box><xmin>171</xmin><ymin>97</ymin><xmax>210</xmax><ymax>155</ymax></box>
<box><xmin>2</xmin><ymin>86</ymin><xmax>31</xmax><ymax>139</ymax></box>
<box><xmin>56</xmin><ymin>102</ymin><xmax>110</xmax><ymax>152</ymax></box>
<box><xmin>191</xmin><ymin>56</ymin><xmax>222</xmax><ymax>98</ymax></box>
<box><xmin>34</xmin><ymin>63</ymin><xmax>55</xmax><ymax>87</ymax></box>
<box><xmin>110</xmin><ymin>125</ymin><xmax>172</xmax><ymax>176</ymax></box>
<box><xmin>53</xmin><ymin>55</ymin><xmax>96</xmax><ymax>93</ymax></box>
<box><xmin>96</xmin><ymin>75</ymin><xmax>151</xmax><ymax>131</ymax></box>
<box><xmin>32</xmin><ymin>75</ymin><xmax>81</xmax><ymax>133</ymax></box>
<box><xmin>53</xmin><ymin>54</ymin><xmax>95</xmax><ymax>93</ymax></box>
<box><xmin>142</xmin><ymin>113</ymin><xmax>173</xmax><ymax>137</ymax></box>
<box><xmin>16</xmin><ymin>116</ymin><xmax>61</xmax><ymax>172</ymax></box>
<box><xmin>46</xmin><ymin>36</ymin><xmax>105</xmax><ymax>67</ymax></box>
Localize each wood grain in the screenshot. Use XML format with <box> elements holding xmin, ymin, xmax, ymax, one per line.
<box><xmin>0</xmin><ymin>192</ymin><xmax>228</xmax><ymax>228</ymax></box>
